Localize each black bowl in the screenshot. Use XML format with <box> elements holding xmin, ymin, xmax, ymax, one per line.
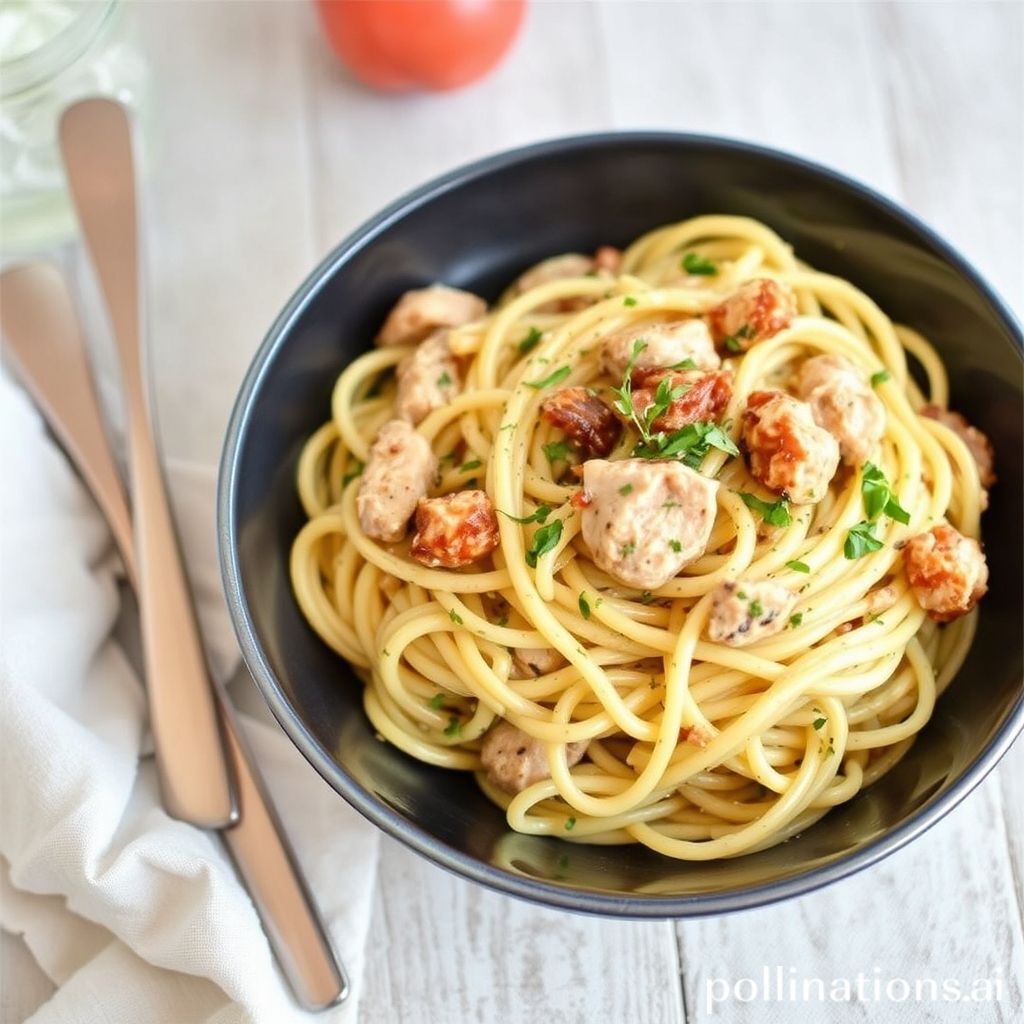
<box><xmin>218</xmin><ymin>133</ymin><xmax>1023</xmax><ymax>916</ymax></box>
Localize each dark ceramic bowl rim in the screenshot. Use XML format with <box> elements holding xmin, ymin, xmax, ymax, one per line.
<box><xmin>218</xmin><ymin>131</ymin><xmax>1023</xmax><ymax>918</ymax></box>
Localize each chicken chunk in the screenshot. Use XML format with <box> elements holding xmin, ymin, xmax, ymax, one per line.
<box><xmin>410</xmin><ymin>489</ymin><xmax>500</xmax><ymax>568</ymax></box>
<box><xmin>510</xmin><ymin>647</ymin><xmax>567</xmax><ymax>679</ymax></box>
<box><xmin>631</xmin><ymin>368</ymin><xmax>733</xmax><ymax>433</ymax></box>
<box><xmin>795</xmin><ymin>354</ymin><xmax>886</xmax><ymax>465</ymax></box>
<box><xmin>920</xmin><ymin>405</ymin><xmax>996</xmax><ymax>489</ymax></box>
<box><xmin>541</xmin><ymin>387</ymin><xmax>621</xmax><ymax>457</ymax></box>
<box><xmin>395</xmin><ymin>330</ymin><xmax>461</xmax><ymax>425</ymax></box>
<box><xmin>580</xmin><ymin>459</ymin><xmax>719</xmax><ymax>590</ymax></box>
<box><xmin>376</xmin><ymin>284</ymin><xmax>486</xmax><ymax>347</ymax></box>
<box><xmin>741</xmin><ymin>390</ymin><xmax>840</xmax><ymax>504</ymax></box>
<box><xmin>903</xmin><ymin>524</ymin><xmax>988</xmax><ymax>622</ymax></box>
<box><xmin>593</xmin><ymin>245</ymin><xmax>623</xmax><ymax>273</ymax></box>
<box><xmin>515</xmin><ymin>253</ymin><xmax>595</xmax><ymax>294</ymax></box>
<box><xmin>357</xmin><ymin>420</ymin><xmax>438</xmax><ymax>543</ymax></box>
<box><xmin>600</xmin><ymin>319</ymin><xmax>720</xmax><ymax>378</ymax></box>
<box><xmin>707</xmin><ymin>579</ymin><xmax>798</xmax><ymax>647</ymax></box>
<box><xmin>480</xmin><ymin>721</ymin><xmax>588</xmax><ymax>795</ymax></box>
<box><xmin>707</xmin><ymin>278</ymin><xmax>797</xmax><ymax>351</ymax></box>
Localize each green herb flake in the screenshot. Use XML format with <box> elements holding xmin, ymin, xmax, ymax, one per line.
<box><xmin>578</xmin><ymin>593</ymin><xmax>591</xmax><ymax>619</ymax></box>
<box><xmin>564</xmin><ymin>817</ymin><xmax>577</xmax><ymax>831</ymax></box>
<box><xmin>812</xmin><ymin>716</ymin><xmax>826</xmax><ymax>730</ymax></box>
<box><xmin>459</xmin><ymin>458</ymin><xmax>482</xmax><ymax>473</ymax></box>
<box><xmin>342</xmin><ymin>460</ymin><xmax>365</xmax><ymax>488</ymax></box>
<box><xmin>870</xmin><ymin>369</ymin><xmax>890</xmax><ymax>388</ymax></box>
<box><xmin>740</xmin><ymin>491</ymin><xmax>792</xmax><ymax>527</ymax></box>
<box><xmin>749</xmin><ymin>599</ymin><xmax>764</xmax><ymax>618</ymax></box>
<box><xmin>542</xmin><ymin>440</ymin><xmax>572</xmax><ymax>464</ymax></box>
<box><xmin>618</xmin><ymin>483</ymin><xmax>634</xmax><ymax>496</ymax></box>
<box><xmin>681</xmin><ymin>252</ymin><xmax>719</xmax><ymax>276</ymax></box>
<box><xmin>669</xmin><ymin>539</ymin><xmax>682</xmax><ymax>553</ymax></box>
<box><xmin>610</xmin><ymin>339</ymin><xmax>648</xmax><ymax>430</ymax></box>
<box><xmin>525</xmin><ymin>365</ymin><xmax>571</xmax><ymax>390</ymax></box>
<box><xmin>789</xmin><ymin>612</ymin><xmax>804</xmax><ymax>629</ymax></box>
<box><xmin>634</xmin><ymin>420</ymin><xmax>739</xmax><ymax>466</ymax></box>
<box><xmin>639</xmin><ymin>590</ymin><xmax>655</xmax><ymax>605</ymax></box>
<box><xmin>861</xmin><ymin>462</ymin><xmax>910</xmax><ymax>524</ymax></box>
<box><xmin>436</xmin><ymin>370</ymin><xmax>452</xmax><ymax>388</ymax></box>
<box><xmin>844</xmin><ymin>520</ymin><xmax>884</xmax><ymax>559</ymax></box>
<box><xmin>526</xmin><ymin>519</ymin><xmax>564</xmax><ymax>567</ymax></box>
<box><xmin>786</xmin><ymin>559</ymin><xmax>811</xmax><ymax>573</ymax></box>
<box><xmin>444</xmin><ymin>716</ymin><xmax>462</xmax><ymax>738</ymax></box>
<box><xmin>621</xmin><ymin>542</ymin><xmax>636</xmax><ymax>557</ymax></box>
<box><xmin>500</xmin><ymin>505</ymin><xmax>552</xmax><ymax>525</ymax></box>
<box><xmin>430</xmin><ymin>693</ymin><xmax>446</xmax><ymax>710</ymax></box>
<box><xmin>449</xmin><ymin>609</ymin><xmax>463</xmax><ymax>625</ymax></box>
<box><xmin>518</xmin><ymin>327</ymin><xmax>544</xmax><ymax>354</ymax></box>
<box><xmin>496</xmin><ymin>615</ymin><xmax>509</xmax><ymax>628</ymax></box>
<box><xmin>736</xmin><ymin>590</ymin><xmax>748</xmax><ymax>600</ymax></box>
<box><xmin>623</xmin><ymin>296</ymin><xmax>638</xmax><ymax>307</ymax></box>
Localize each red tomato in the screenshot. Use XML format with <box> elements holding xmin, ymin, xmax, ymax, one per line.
<box><xmin>314</xmin><ymin>0</ymin><xmax>526</xmax><ymax>93</ymax></box>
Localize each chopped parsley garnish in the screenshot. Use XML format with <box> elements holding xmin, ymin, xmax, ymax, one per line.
<box><xmin>861</xmin><ymin>462</ymin><xmax>910</xmax><ymax>524</ymax></box>
<box><xmin>681</xmin><ymin>252</ymin><xmax>718</xmax><ymax>276</ymax></box>
<box><xmin>542</xmin><ymin>440</ymin><xmax>572</xmax><ymax>464</ymax></box>
<box><xmin>500</xmin><ymin>505</ymin><xmax>551</xmax><ymax>525</ymax></box>
<box><xmin>525</xmin><ymin>365</ymin><xmax>571</xmax><ymax>389</ymax></box>
<box><xmin>633</xmin><ymin>420</ymin><xmax>739</xmax><ymax>467</ymax></box>
<box><xmin>844</xmin><ymin>520</ymin><xmax>884</xmax><ymax>559</ymax></box>
<box><xmin>666</xmin><ymin>357</ymin><xmax>698</xmax><ymax>370</ymax></box>
<box><xmin>526</xmin><ymin>519</ymin><xmax>563</xmax><ymax>567</ymax></box>
<box><xmin>496</xmin><ymin>615</ymin><xmax>509</xmax><ymax>627</ymax></box>
<box><xmin>518</xmin><ymin>327</ymin><xmax>543</xmax><ymax>354</ymax></box>
<box><xmin>444</xmin><ymin>716</ymin><xmax>462</xmax><ymax>737</ymax></box>
<box><xmin>669</xmin><ymin>539</ymin><xmax>682</xmax><ymax>553</ymax></box>
<box><xmin>749</xmin><ymin>599</ymin><xmax>764</xmax><ymax>618</ymax></box>
<box><xmin>812</xmin><ymin>715</ymin><xmax>826</xmax><ymax>730</ymax></box>
<box><xmin>610</xmin><ymin>339</ymin><xmax>648</xmax><ymax>434</ymax></box>
<box><xmin>436</xmin><ymin>370</ymin><xmax>452</xmax><ymax>388</ymax></box>
<box><xmin>739</xmin><ymin>491</ymin><xmax>792</xmax><ymax>527</ymax></box>
<box><xmin>643</xmin><ymin>376</ymin><xmax>689</xmax><ymax>433</ymax></box>
<box><xmin>618</xmin><ymin>483</ymin><xmax>634</xmax><ymax>496</ymax></box>
<box><xmin>790</xmin><ymin>612</ymin><xmax>804</xmax><ymax>629</ymax></box>
<box><xmin>578</xmin><ymin>593</ymin><xmax>591</xmax><ymax>619</ymax></box>
<box><xmin>736</xmin><ymin>590</ymin><xmax>748</xmax><ymax>600</ymax></box>
<box><xmin>722</xmin><ymin>323</ymin><xmax>754</xmax><ymax>353</ymax></box>
<box><xmin>639</xmin><ymin>590</ymin><xmax>655</xmax><ymax>604</ymax></box>
<box><xmin>430</xmin><ymin>693</ymin><xmax>446</xmax><ymax>710</ymax></box>
<box><xmin>564</xmin><ymin>817</ymin><xmax>577</xmax><ymax>831</ymax></box>
<box><xmin>786</xmin><ymin>560</ymin><xmax>810</xmax><ymax>573</ymax></box>
<box><xmin>870</xmin><ymin>369</ymin><xmax>891</xmax><ymax>388</ymax></box>
<box><xmin>623</xmin><ymin>296</ymin><xmax>638</xmax><ymax>306</ymax></box>
<box><xmin>620</xmin><ymin>542</ymin><xmax>636</xmax><ymax>557</ymax></box>
<box><xmin>342</xmin><ymin>460</ymin><xmax>364</xmax><ymax>487</ymax></box>
<box><xmin>459</xmin><ymin>458</ymin><xmax>482</xmax><ymax>473</ymax></box>
<box><xmin>448</xmin><ymin>609</ymin><xmax>463</xmax><ymax>625</ymax></box>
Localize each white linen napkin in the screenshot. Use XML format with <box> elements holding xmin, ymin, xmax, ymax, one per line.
<box><xmin>0</xmin><ymin>370</ymin><xmax>380</xmax><ymax>1023</ymax></box>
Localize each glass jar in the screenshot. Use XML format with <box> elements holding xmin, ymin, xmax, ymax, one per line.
<box><xmin>0</xmin><ymin>0</ymin><xmax>147</xmax><ymax>253</ymax></box>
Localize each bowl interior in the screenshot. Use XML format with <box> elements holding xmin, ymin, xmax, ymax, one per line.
<box><xmin>221</xmin><ymin>135</ymin><xmax>1022</xmax><ymax>914</ymax></box>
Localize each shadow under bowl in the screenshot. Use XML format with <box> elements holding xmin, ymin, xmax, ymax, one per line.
<box><xmin>218</xmin><ymin>133</ymin><xmax>1023</xmax><ymax>917</ymax></box>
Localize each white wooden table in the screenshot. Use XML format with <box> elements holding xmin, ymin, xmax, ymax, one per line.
<box><xmin>3</xmin><ymin>2</ymin><xmax>1022</xmax><ymax>1021</ymax></box>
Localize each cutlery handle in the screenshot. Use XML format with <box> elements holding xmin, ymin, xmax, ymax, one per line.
<box><xmin>220</xmin><ymin>705</ymin><xmax>349</xmax><ymax>1010</ymax></box>
<box><xmin>59</xmin><ymin>98</ymin><xmax>236</xmax><ymax>829</ymax></box>
<box><xmin>0</xmin><ymin>264</ymin><xmax>136</xmax><ymax>585</ymax></box>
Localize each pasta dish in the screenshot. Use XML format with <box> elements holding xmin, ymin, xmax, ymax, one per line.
<box><xmin>291</xmin><ymin>215</ymin><xmax>992</xmax><ymax>860</ymax></box>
